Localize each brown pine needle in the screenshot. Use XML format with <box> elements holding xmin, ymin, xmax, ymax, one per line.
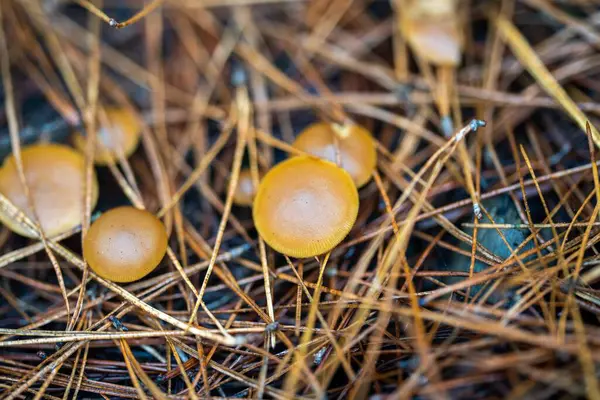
<box><xmin>4</xmin><ymin>3</ymin><xmax>600</xmax><ymax>398</ymax></box>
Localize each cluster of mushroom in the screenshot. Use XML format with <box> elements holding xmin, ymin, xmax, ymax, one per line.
<box><xmin>0</xmin><ymin>107</ymin><xmax>168</xmax><ymax>283</ymax></box>
<box><xmin>0</xmin><ymin>110</ymin><xmax>377</xmax><ymax>283</ymax></box>
<box><xmin>236</xmin><ymin>121</ymin><xmax>377</xmax><ymax>258</ymax></box>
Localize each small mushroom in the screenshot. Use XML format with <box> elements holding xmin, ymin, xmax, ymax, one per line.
<box><xmin>83</xmin><ymin>206</ymin><xmax>168</xmax><ymax>283</ymax></box>
<box><xmin>233</xmin><ymin>168</ymin><xmax>260</xmax><ymax>207</ymax></box>
<box><xmin>0</xmin><ymin>143</ymin><xmax>98</xmax><ymax>238</ymax></box>
<box><xmin>253</xmin><ymin>156</ymin><xmax>359</xmax><ymax>258</ymax></box>
<box><xmin>292</xmin><ymin>122</ymin><xmax>377</xmax><ymax>188</ymax></box>
<box><xmin>400</xmin><ymin>0</ymin><xmax>462</xmax><ymax>66</ymax></box>
<box><xmin>73</xmin><ymin>107</ymin><xmax>141</xmax><ymax>165</ymax></box>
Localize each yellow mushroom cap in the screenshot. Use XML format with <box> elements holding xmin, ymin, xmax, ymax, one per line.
<box><xmin>73</xmin><ymin>107</ymin><xmax>141</xmax><ymax>165</ymax></box>
<box><xmin>83</xmin><ymin>206</ymin><xmax>168</xmax><ymax>283</ymax></box>
<box><xmin>233</xmin><ymin>168</ymin><xmax>259</xmax><ymax>207</ymax></box>
<box><xmin>403</xmin><ymin>18</ymin><xmax>462</xmax><ymax>66</ymax></box>
<box><xmin>253</xmin><ymin>156</ymin><xmax>359</xmax><ymax>258</ymax></box>
<box><xmin>292</xmin><ymin>122</ymin><xmax>377</xmax><ymax>188</ymax></box>
<box><xmin>401</xmin><ymin>0</ymin><xmax>462</xmax><ymax>67</ymax></box>
<box><xmin>0</xmin><ymin>143</ymin><xmax>98</xmax><ymax>238</ymax></box>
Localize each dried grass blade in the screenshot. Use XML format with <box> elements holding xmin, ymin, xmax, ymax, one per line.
<box><xmin>496</xmin><ymin>15</ymin><xmax>600</xmax><ymax>148</ymax></box>
<box><xmin>71</xmin><ymin>0</ymin><xmax>102</xmax><ymax>333</ymax></box>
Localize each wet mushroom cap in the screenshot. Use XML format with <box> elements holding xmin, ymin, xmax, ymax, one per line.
<box><xmin>0</xmin><ymin>144</ymin><xmax>99</xmax><ymax>238</ymax></box>
<box><xmin>292</xmin><ymin>122</ymin><xmax>377</xmax><ymax>188</ymax></box>
<box><xmin>233</xmin><ymin>168</ymin><xmax>259</xmax><ymax>207</ymax></box>
<box><xmin>73</xmin><ymin>107</ymin><xmax>141</xmax><ymax>165</ymax></box>
<box><xmin>83</xmin><ymin>206</ymin><xmax>168</xmax><ymax>283</ymax></box>
<box><xmin>253</xmin><ymin>156</ymin><xmax>359</xmax><ymax>258</ymax></box>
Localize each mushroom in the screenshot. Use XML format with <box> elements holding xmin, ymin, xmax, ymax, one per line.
<box><xmin>400</xmin><ymin>0</ymin><xmax>462</xmax><ymax>67</ymax></box>
<box><xmin>292</xmin><ymin>122</ymin><xmax>377</xmax><ymax>188</ymax></box>
<box><xmin>252</xmin><ymin>156</ymin><xmax>359</xmax><ymax>258</ymax></box>
<box><xmin>0</xmin><ymin>143</ymin><xmax>98</xmax><ymax>238</ymax></box>
<box><xmin>233</xmin><ymin>168</ymin><xmax>260</xmax><ymax>207</ymax></box>
<box><xmin>83</xmin><ymin>206</ymin><xmax>168</xmax><ymax>283</ymax></box>
<box><xmin>73</xmin><ymin>107</ymin><xmax>141</xmax><ymax>165</ymax></box>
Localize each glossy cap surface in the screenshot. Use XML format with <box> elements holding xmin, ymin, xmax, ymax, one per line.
<box><xmin>83</xmin><ymin>206</ymin><xmax>168</xmax><ymax>283</ymax></box>
<box><xmin>74</xmin><ymin>107</ymin><xmax>141</xmax><ymax>165</ymax></box>
<box><xmin>292</xmin><ymin>122</ymin><xmax>377</xmax><ymax>188</ymax></box>
<box><xmin>253</xmin><ymin>156</ymin><xmax>359</xmax><ymax>258</ymax></box>
<box><xmin>0</xmin><ymin>144</ymin><xmax>98</xmax><ymax>238</ymax></box>
<box><xmin>233</xmin><ymin>169</ymin><xmax>259</xmax><ymax>207</ymax></box>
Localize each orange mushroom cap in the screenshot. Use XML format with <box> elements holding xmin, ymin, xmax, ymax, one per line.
<box><xmin>253</xmin><ymin>156</ymin><xmax>359</xmax><ymax>258</ymax></box>
<box><xmin>233</xmin><ymin>168</ymin><xmax>259</xmax><ymax>207</ymax></box>
<box><xmin>83</xmin><ymin>206</ymin><xmax>168</xmax><ymax>283</ymax></box>
<box><xmin>0</xmin><ymin>143</ymin><xmax>98</xmax><ymax>238</ymax></box>
<box><xmin>73</xmin><ymin>107</ymin><xmax>141</xmax><ymax>165</ymax></box>
<box><xmin>292</xmin><ymin>122</ymin><xmax>377</xmax><ymax>188</ymax></box>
